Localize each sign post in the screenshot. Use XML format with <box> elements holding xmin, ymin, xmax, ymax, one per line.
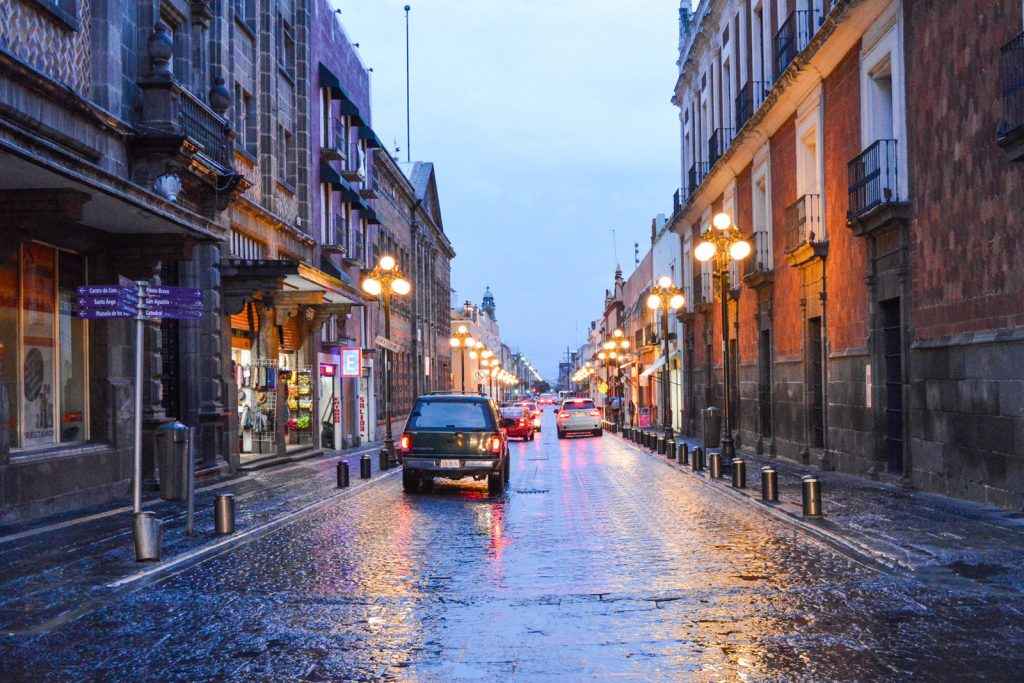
<box><xmin>77</xmin><ymin>281</ymin><xmax>202</xmax><ymax>560</ymax></box>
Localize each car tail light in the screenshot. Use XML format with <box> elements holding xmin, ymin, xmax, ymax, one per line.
<box><xmin>589</xmin><ymin>410</ymin><xmax>601</xmax><ymax>417</ymax></box>
<box><xmin>489</xmin><ymin>434</ymin><xmax>502</xmax><ymax>453</ymax></box>
<box><xmin>399</xmin><ymin>434</ymin><xmax>411</xmax><ymax>451</ymax></box>
<box><xmin>519</xmin><ymin>418</ymin><xmax>526</xmax><ymax>426</ymax></box>
<box><xmin>558</xmin><ymin>411</ymin><xmax>570</xmax><ymax>420</ymax></box>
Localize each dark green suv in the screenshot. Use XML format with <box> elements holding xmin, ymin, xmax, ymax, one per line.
<box><xmin>396</xmin><ymin>393</ymin><xmax>510</xmax><ymax>495</ymax></box>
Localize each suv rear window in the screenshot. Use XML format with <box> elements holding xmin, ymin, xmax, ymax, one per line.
<box><xmin>408</xmin><ymin>400</ymin><xmax>495</xmax><ymax>431</ymax></box>
<box><xmin>562</xmin><ymin>399</ymin><xmax>596</xmax><ymax>411</ymax></box>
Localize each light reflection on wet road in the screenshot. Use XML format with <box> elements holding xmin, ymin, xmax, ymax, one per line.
<box><xmin>3</xmin><ymin>411</ymin><xmax>1024</xmax><ymax>681</ymax></box>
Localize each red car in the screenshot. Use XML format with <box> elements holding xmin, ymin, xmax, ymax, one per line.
<box><xmin>500</xmin><ymin>406</ymin><xmax>535</xmax><ymax>441</ymax></box>
<box><xmin>514</xmin><ymin>401</ymin><xmax>542</xmax><ymax>431</ymax></box>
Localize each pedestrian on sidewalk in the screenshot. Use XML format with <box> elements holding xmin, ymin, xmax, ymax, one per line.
<box><xmin>628</xmin><ymin>400</ymin><xmax>636</xmax><ymax>427</ymax></box>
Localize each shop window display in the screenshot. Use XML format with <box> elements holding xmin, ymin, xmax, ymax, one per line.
<box><xmin>1</xmin><ymin>243</ymin><xmax>88</xmax><ymax>451</ymax></box>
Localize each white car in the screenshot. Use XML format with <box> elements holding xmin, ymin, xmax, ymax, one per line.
<box><xmin>555</xmin><ymin>398</ymin><xmax>602</xmax><ymax>438</ymax></box>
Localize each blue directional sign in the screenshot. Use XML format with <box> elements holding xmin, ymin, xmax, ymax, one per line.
<box><xmin>79</xmin><ymin>308</ymin><xmax>134</xmax><ymax>320</ymax></box>
<box><xmin>147</xmin><ymin>286</ymin><xmax>202</xmax><ymax>303</ymax></box>
<box><xmin>147</xmin><ymin>307</ymin><xmax>203</xmax><ymax>320</ymax></box>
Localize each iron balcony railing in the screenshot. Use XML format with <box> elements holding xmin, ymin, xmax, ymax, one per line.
<box><xmin>687</xmin><ymin>162</ymin><xmax>709</xmax><ymax>198</ymax></box>
<box><xmin>735</xmin><ymin>80</ymin><xmax>769</xmax><ymax>131</ymax></box>
<box><xmin>998</xmin><ymin>32</ymin><xmax>1024</xmax><ymax>138</ymax></box>
<box><xmin>673</xmin><ymin>188</ymin><xmax>682</xmax><ymax>213</ymax></box>
<box><xmin>178</xmin><ymin>89</ymin><xmax>232</xmax><ymax>168</ymax></box>
<box><xmin>744</xmin><ymin>229</ymin><xmax>773</xmax><ymax>275</ymax></box>
<box><xmin>708</xmin><ymin>128</ymin><xmax>735</xmax><ymax>167</ymax></box>
<box><xmin>774</xmin><ymin>10</ymin><xmax>815</xmax><ymax>81</ymax></box>
<box><xmin>784</xmin><ymin>194</ymin><xmax>823</xmax><ymax>252</ymax></box>
<box><xmin>848</xmin><ymin>139</ymin><xmax>899</xmax><ymax>219</ymax></box>
<box><xmin>692</xmin><ymin>273</ymin><xmax>713</xmax><ymax>305</ymax></box>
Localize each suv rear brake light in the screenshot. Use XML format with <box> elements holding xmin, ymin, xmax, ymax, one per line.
<box><xmin>589</xmin><ymin>410</ymin><xmax>600</xmax><ymax>417</ymax></box>
<box><xmin>557</xmin><ymin>412</ymin><xmax>570</xmax><ymax>420</ymax></box>
<box><xmin>399</xmin><ymin>434</ymin><xmax>411</xmax><ymax>451</ymax></box>
<box><xmin>489</xmin><ymin>435</ymin><xmax>502</xmax><ymax>453</ymax></box>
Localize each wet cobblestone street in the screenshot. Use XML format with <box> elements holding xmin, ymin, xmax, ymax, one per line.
<box><xmin>3</xmin><ymin>413</ymin><xmax>1024</xmax><ymax>681</ymax></box>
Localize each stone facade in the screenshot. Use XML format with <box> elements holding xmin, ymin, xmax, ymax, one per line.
<box><xmin>0</xmin><ymin>0</ymin><xmax>455</xmax><ymax>522</ymax></box>
<box><xmin>669</xmin><ymin>0</ymin><xmax>1024</xmax><ymax>509</ymax></box>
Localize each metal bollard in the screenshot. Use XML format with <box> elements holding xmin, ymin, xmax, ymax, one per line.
<box><xmin>709</xmin><ymin>451</ymin><xmax>722</xmax><ymax>479</ymax></box>
<box><xmin>360</xmin><ymin>454</ymin><xmax>372</xmax><ymax>479</ymax></box>
<box><xmin>132</xmin><ymin>511</ymin><xmax>163</xmax><ymax>562</ymax></box>
<box><xmin>656</xmin><ymin>436</ymin><xmax>665</xmax><ymax>455</ymax></box>
<box><xmin>379</xmin><ymin>449</ymin><xmax>390</xmax><ymax>471</ymax></box>
<box><xmin>761</xmin><ymin>467</ymin><xmax>779</xmax><ymax>502</ymax></box>
<box><xmin>732</xmin><ymin>458</ymin><xmax>746</xmax><ymax>488</ymax></box>
<box><xmin>679</xmin><ymin>442</ymin><xmax>689</xmax><ymax>465</ymax></box>
<box><xmin>214</xmin><ymin>494</ymin><xmax>235</xmax><ymax>535</ymax></box>
<box><xmin>667</xmin><ymin>439</ymin><xmax>676</xmax><ymax>460</ymax></box>
<box><xmin>337</xmin><ymin>460</ymin><xmax>350</xmax><ymax>488</ymax></box>
<box><xmin>802</xmin><ymin>475</ymin><xmax>823</xmax><ymax>517</ymax></box>
<box><xmin>692</xmin><ymin>446</ymin><xmax>703</xmax><ymax>471</ymax></box>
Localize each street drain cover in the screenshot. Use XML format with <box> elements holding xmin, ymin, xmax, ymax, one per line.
<box><xmin>515</xmin><ymin>488</ymin><xmax>549</xmax><ymax>494</ymax></box>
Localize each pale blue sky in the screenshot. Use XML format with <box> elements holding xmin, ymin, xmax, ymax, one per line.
<box><xmin>335</xmin><ymin>1</ymin><xmax>683</xmax><ymax>380</ymax></box>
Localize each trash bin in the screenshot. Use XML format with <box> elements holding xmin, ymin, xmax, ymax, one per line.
<box><xmin>701</xmin><ymin>407</ymin><xmax>721</xmax><ymax>449</ymax></box>
<box><xmin>155</xmin><ymin>421</ymin><xmax>190</xmax><ymax>501</ymax></box>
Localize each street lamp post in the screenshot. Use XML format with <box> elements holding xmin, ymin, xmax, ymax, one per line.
<box><xmin>597</xmin><ymin>329</ymin><xmax>630</xmax><ymax>429</ymax></box>
<box><xmin>449</xmin><ymin>324</ymin><xmax>475</xmax><ymax>392</ymax></box>
<box><xmin>646</xmin><ymin>276</ymin><xmax>686</xmax><ymax>444</ymax></box>
<box><xmin>695</xmin><ymin>212</ymin><xmax>752</xmax><ymax>463</ymax></box>
<box><xmin>361</xmin><ymin>255</ymin><xmax>411</xmax><ymax>459</ymax></box>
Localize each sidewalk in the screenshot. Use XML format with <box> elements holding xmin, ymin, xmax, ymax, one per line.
<box><xmin>623</xmin><ymin>428</ymin><xmax>1024</xmax><ymax>593</ymax></box>
<box><xmin>0</xmin><ymin>443</ymin><xmax>396</xmax><ymax>636</ymax></box>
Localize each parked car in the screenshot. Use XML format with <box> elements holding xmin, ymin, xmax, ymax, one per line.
<box><xmin>555</xmin><ymin>398</ymin><xmax>602</xmax><ymax>439</ymax></box>
<box><xmin>397</xmin><ymin>393</ymin><xmax>510</xmax><ymax>495</ymax></box>
<box><xmin>500</xmin><ymin>406</ymin><xmax>535</xmax><ymax>441</ymax></box>
<box><xmin>514</xmin><ymin>400</ymin><xmax>542</xmax><ymax>431</ymax></box>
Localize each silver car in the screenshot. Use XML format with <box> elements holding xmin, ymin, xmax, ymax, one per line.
<box><xmin>555</xmin><ymin>398</ymin><xmax>602</xmax><ymax>438</ymax></box>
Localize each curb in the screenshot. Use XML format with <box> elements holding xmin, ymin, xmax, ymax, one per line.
<box><xmin>612</xmin><ymin>431</ymin><xmax>905</xmax><ymax>574</ymax></box>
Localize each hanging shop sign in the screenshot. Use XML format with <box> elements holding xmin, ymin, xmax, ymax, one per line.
<box><xmin>340</xmin><ymin>348</ymin><xmax>362</xmax><ymax>377</ymax></box>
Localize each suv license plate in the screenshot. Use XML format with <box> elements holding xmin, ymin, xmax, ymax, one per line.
<box><xmin>440</xmin><ymin>459</ymin><xmax>460</xmax><ymax>468</ymax></box>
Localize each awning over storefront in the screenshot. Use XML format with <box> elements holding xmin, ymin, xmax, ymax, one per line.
<box><xmin>639</xmin><ymin>355</ymin><xmax>667</xmax><ymax>379</ymax></box>
<box><xmin>220</xmin><ymin>258</ymin><xmax>364</xmax><ymax>316</ymax></box>
<box><xmin>360</xmin><ymin>205</ymin><xmax>381</xmax><ymax>225</ymax></box>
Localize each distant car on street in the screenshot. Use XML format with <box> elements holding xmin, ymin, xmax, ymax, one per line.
<box><xmin>500</xmin><ymin>406</ymin><xmax>535</xmax><ymax>441</ymax></box>
<box><xmin>397</xmin><ymin>393</ymin><xmax>510</xmax><ymax>495</ymax></box>
<box><xmin>513</xmin><ymin>400</ymin><xmax>542</xmax><ymax>431</ymax></box>
<box><xmin>555</xmin><ymin>398</ymin><xmax>602</xmax><ymax>439</ymax></box>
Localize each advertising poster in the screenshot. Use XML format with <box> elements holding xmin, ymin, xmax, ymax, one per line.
<box><xmin>638</xmin><ymin>407</ymin><xmax>651</xmax><ymax>428</ymax></box>
<box><xmin>21</xmin><ymin>245</ymin><xmax>55</xmax><ymax>447</ymax></box>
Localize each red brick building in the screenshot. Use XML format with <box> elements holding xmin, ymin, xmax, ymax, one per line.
<box><xmin>671</xmin><ymin>0</ymin><xmax>1024</xmax><ymax>507</ymax></box>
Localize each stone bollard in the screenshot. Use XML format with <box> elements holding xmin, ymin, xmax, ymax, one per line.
<box><xmin>761</xmin><ymin>467</ymin><xmax>778</xmax><ymax>502</ymax></box>
<box><xmin>214</xmin><ymin>494</ymin><xmax>235</xmax><ymax>535</ymax></box>
<box><xmin>802</xmin><ymin>475</ymin><xmax>823</xmax><ymax>517</ymax></box>
<box><xmin>732</xmin><ymin>458</ymin><xmax>746</xmax><ymax>488</ymax></box>
<box><xmin>360</xmin><ymin>454</ymin><xmax>372</xmax><ymax>479</ymax></box>
<box><xmin>337</xmin><ymin>460</ymin><xmax>350</xmax><ymax>488</ymax></box>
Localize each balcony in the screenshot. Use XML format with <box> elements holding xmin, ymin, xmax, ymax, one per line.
<box><xmin>735</xmin><ymin>81</ymin><xmax>769</xmax><ymax>131</ymax></box>
<box><xmin>341</xmin><ymin>142</ymin><xmax>365</xmax><ymax>182</ymax></box>
<box><xmin>997</xmin><ymin>32</ymin><xmax>1024</xmax><ymax>161</ymax></box>
<box><xmin>321</xmin><ymin>120</ymin><xmax>348</xmax><ymax>161</ymax></box>
<box><xmin>784</xmin><ymin>194</ymin><xmax>827</xmax><ymax>265</ymax></box>
<box><xmin>692</xmin><ymin>273</ymin><xmax>713</xmax><ymax>309</ymax></box>
<box><xmin>358</xmin><ymin>160</ymin><xmax>377</xmax><ymax>199</ymax></box>
<box><xmin>673</xmin><ymin>188</ymin><xmax>683</xmax><ymax>214</ymax></box>
<box><xmin>846</xmin><ymin>139</ymin><xmax>911</xmax><ymax>237</ymax></box>
<box><xmin>742</xmin><ymin>230</ymin><xmax>774</xmax><ymax>289</ymax></box>
<box><xmin>774</xmin><ymin>10</ymin><xmax>815</xmax><ymax>81</ymax></box>
<box><xmin>708</xmin><ymin>128</ymin><xmax>734</xmax><ymax>167</ymax></box>
<box><xmin>322</xmin><ymin>215</ymin><xmax>348</xmax><ymax>254</ymax></box>
<box><xmin>687</xmin><ymin>162</ymin><xmax>709</xmax><ymax>198</ymax></box>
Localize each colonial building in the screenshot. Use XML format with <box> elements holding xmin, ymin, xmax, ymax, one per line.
<box><xmin>670</xmin><ymin>0</ymin><xmax>1024</xmax><ymax>507</ymax></box>
<box><xmin>0</xmin><ymin>0</ymin><xmax>454</xmax><ymax>522</ymax></box>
